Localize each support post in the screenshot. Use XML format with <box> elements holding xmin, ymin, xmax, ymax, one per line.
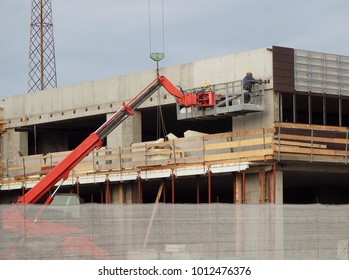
<box><xmin>171</xmin><ymin>170</ymin><xmax>175</xmax><ymax>204</ymax></box>
<box><xmin>207</xmin><ymin>169</ymin><xmax>212</xmax><ymax>204</ymax></box>
<box><xmin>259</xmin><ymin>168</ymin><xmax>265</xmax><ymax>204</ymax></box>
<box><xmin>234</xmin><ymin>173</ymin><xmax>242</xmax><ymax>204</ymax></box>
<box><xmin>267</xmin><ymin>171</ymin><xmax>271</xmax><ymax>203</ymax></box>
<box><xmin>118</xmin><ymin>183</ymin><xmax>124</xmax><ymax>204</ymax></box>
<box><xmin>273</xmin><ymin>160</ymin><xmax>277</xmax><ymax>204</ymax></box>
<box><xmin>242</xmin><ymin>171</ymin><xmax>246</xmax><ymax>204</ymax></box>
<box><xmin>143</xmin><ymin>181</ymin><xmax>164</xmax><ymax>249</ymax></box>
<box><xmin>105</xmin><ymin>175</ymin><xmax>111</xmax><ymax>204</ymax></box>
<box><xmin>137</xmin><ymin>174</ymin><xmax>142</xmax><ymax>204</ymax></box>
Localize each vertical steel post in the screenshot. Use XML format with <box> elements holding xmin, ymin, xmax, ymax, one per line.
<box><xmin>137</xmin><ymin>175</ymin><xmax>142</xmax><ymax>204</ymax></box>
<box><xmin>39</xmin><ymin>0</ymin><xmax>44</xmax><ymax>89</ymax></box>
<box><xmin>207</xmin><ymin>170</ymin><xmax>211</xmax><ymax>204</ymax></box>
<box><xmin>242</xmin><ymin>171</ymin><xmax>246</xmax><ymax>204</ymax></box>
<box><xmin>267</xmin><ymin>171</ymin><xmax>271</xmax><ymax>203</ymax></box>
<box><xmin>273</xmin><ymin>160</ymin><xmax>277</xmax><ymax>204</ymax></box>
<box><xmin>171</xmin><ymin>171</ymin><xmax>175</xmax><ymax>204</ymax></box>
<box><xmin>105</xmin><ymin>176</ymin><xmax>110</xmax><ymax>204</ymax></box>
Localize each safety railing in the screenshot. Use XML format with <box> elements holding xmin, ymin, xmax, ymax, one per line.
<box><xmin>0</xmin><ymin>129</ymin><xmax>274</xmax><ymax>184</ymax></box>
<box><xmin>274</xmin><ymin>122</ymin><xmax>349</xmax><ymax>164</ymax></box>
<box><xmin>176</xmin><ymin>79</ymin><xmax>266</xmax><ymax>120</ymax></box>
<box><xmin>2</xmin><ymin>122</ymin><xmax>348</xmax><ymax>185</ymax></box>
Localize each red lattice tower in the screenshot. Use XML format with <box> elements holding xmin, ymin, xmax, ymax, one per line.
<box><xmin>28</xmin><ymin>0</ymin><xmax>57</xmax><ymax>92</ymax></box>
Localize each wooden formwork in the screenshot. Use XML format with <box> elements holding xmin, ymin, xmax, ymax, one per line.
<box><xmin>0</xmin><ymin>128</ymin><xmax>275</xmax><ymax>184</ymax></box>
<box><xmin>1</xmin><ymin>122</ymin><xmax>349</xmax><ymax>204</ymax></box>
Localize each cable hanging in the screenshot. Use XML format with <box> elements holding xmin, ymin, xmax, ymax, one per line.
<box><xmin>148</xmin><ymin>0</ymin><xmax>168</xmax><ymax>140</ymax></box>
<box><xmin>148</xmin><ymin>0</ymin><xmax>165</xmax><ymax>77</ymax></box>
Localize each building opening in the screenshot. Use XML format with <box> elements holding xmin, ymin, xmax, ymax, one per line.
<box><xmin>283</xmin><ymin>171</ymin><xmax>349</xmax><ymax>204</ymax></box>
<box><xmin>16</xmin><ymin>115</ymin><xmax>106</xmax><ymax>155</ymax></box>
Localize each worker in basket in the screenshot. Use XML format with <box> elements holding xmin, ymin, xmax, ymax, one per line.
<box><xmin>243</xmin><ymin>71</ymin><xmax>263</xmax><ymax>103</ymax></box>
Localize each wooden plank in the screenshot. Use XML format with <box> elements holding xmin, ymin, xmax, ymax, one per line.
<box><xmin>204</xmin><ymin>148</ymin><xmax>274</xmax><ymax>162</ymax></box>
<box><xmin>143</xmin><ymin>181</ymin><xmax>164</xmax><ymax>249</ymax></box>
<box><xmin>276</xmin><ymin>153</ymin><xmax>347</xmax><ymax>164</ymax></box>
<box><xmin>276</xmin><ymin>133</ymin><xmax>347</xmax><ymax>145</ymax></box>
<box><xmin>275</xmin><ymin>122</ymin><xmax>349</xmax><ymax>133</ymax></box>
<box><xmin>276</xmin><ymin>145</ymin><xmax>349</xmax><ymax>157</ymax></box>
<box><xmin>202</xmin><ymin>128</ymin><xmax>274</xmax><ymax>141</ymax></box>
<box><xmin>277</xmin><ymin>140</ymin><xmax>327</xmax><ymax>149</ymax></box>
<box><xmin>204</xmin><ymin>137</ymin><xmax>273</xmax><ymax>151</ymax></box>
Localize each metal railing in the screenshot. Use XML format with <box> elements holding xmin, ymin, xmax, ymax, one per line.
<box><xmin>176</xmin><ymin>79</ymin><xmax>266</xmax><ymax>120</ymax></box>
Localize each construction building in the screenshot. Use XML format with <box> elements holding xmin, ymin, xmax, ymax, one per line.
<box><xmin>1</xmin><ymin>45</ymin><xmax>349</xmax><ymax>205</ymax></box>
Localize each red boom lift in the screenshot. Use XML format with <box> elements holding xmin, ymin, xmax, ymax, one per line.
<box><xmin>0</xmin><ymin>76</ymin><xmax>215</xmax><ymax>259</ymax></box>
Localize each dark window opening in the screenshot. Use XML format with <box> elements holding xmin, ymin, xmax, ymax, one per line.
<box><xmin>311</xmin><ymin>95</ymin><xmax>324</xmax><ymax>125</ymax></box>
<box><xmin>325</xmin><ymin>96</ymin><xmax>339</xmax><ymax>126</ymax></box>
<box><xmin>281</xmin><ymin>93</ymin><xmax>293</xmax><ymax>122</ymax></box>
<box><xmin>280</xmin><ymin>92</ymin><xmax>348</xmax><ymax>127</ymax></box>
<box><xmin>23</xmin><ymin>115</ymin><xmax>106</xmax><ymax>155</ymax></box>
<box><xmin>283</xmin><ymin>171</ymin><xmax>349</xmax><ymax>204</ymax></box>
<box><xmin>343</xmin><ymin>99</ymin><xmax>349</xmax><ymax>126</ymax></box>
<box><xmin>141</xmin><ymin>104</ymin><xmax>232</xmax><ymax>142</ymax></box>
<box><xmin>295</xmin><ymin>94</ymin><xmax>309</xmax><ymax>124</ymax></box>
<box><xmin>141</xmin><ymin>174</ymin><xmax>234</xmax><ymax>204</ymax></box>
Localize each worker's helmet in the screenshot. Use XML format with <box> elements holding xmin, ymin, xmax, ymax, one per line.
<box><xmin>246</xmin><ymin>71</ymin><xmax>252</xmax><ymax>75</ymax></box>
<box><xmin>204</xmin><ymin>82</ymin><xmax>211</xmax><ymax>88</ymax></box>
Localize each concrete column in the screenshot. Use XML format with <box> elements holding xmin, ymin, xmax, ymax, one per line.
<box><xmin>110</xmin><ymin>182</ymin><xmax>124</xmax><ymax>204</ymax></box>
<box><xmin>124</xmin><ymin>182</ymin><xmax>134</xmax><ymax>204</ymax></box>
<box><xmin>106</xmin><ymin>111</ymin><xmax>142</xmax><ymax>148</ymax></box>
<box><xmin>2</xmin><ymin>128</ymin><xmax>28</xmax><ymax>159</ymax></box>
<box><xmin>234</xmin><ymin>173</ymin><xmax>242</xmax><ymax>204</ymax></box>
<box><xmin>110</xmin><ymin>182</ymin><xmax>135</xmax><ymax>204</ymax></box>
<box><xmin>245</xmin><ymin>173</ymin><xmax>260</xmax><ymax>204</ymax></box>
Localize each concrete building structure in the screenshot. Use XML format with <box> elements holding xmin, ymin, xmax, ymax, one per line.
<box><xmin>1</xmin><ymin>45</ymin><xmax>349</xmax><ymax>205</ymax></box>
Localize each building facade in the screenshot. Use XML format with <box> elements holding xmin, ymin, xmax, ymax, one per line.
<box><xmin>1</xmin><ymin>46</ymin><xmax>349</xmax><ymax>204</ymax></box>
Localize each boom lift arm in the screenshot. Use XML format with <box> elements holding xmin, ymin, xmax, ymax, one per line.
<box><xmin>16</xmin><ymin>76</ymin><xmax>209</xmax><ymax>204</ymax></box>
<box><xmin>0</xmin><ymin>75</ymin><xmax>215</xmax><ymax>259</ymax></box>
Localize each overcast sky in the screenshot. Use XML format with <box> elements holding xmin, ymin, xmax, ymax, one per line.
<box><xmin>1</xmin><ymin>0</ymin><xmax>349</xmax><ymax>98</ymax></box>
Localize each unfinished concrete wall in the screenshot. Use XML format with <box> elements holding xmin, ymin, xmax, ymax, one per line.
<box><xmin>106</xmin><ymin>111</ymin><xmax>142</xmax><ymax>149</ymax></box>
<box><xmin>1</xmin><ymin>128</ymin><xmax>28</xmax><ymax>160</ymax></box>
<box><xmin>0</xmin><ymin>47</ymin><xmax>273</xmax><ymax>131</ymax></box>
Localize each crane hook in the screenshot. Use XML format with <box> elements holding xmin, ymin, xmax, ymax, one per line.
<box><xmin>150</xmin><ymin>52</ymin><xmax>165</xmax><ymax>77</ymax></box>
